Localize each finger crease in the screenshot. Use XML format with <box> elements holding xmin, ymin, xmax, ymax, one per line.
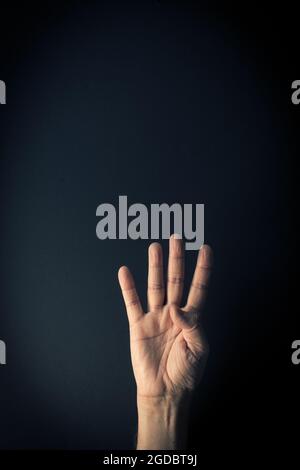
<box><xmin>192</xmin><ymin>282</ymin><xmax>208</xmax><ymax>290</ymax></box>
<box><xmin>168</xmin><ymin>276</ymin><xmax>184</xmax><ymax>284</ymax></box>
<box><xmin>148</xmin><ymin>283</ymin><xmax>164</xmax><ymax>290</ymax></box>
<box><xmin>196</xmin><ymin>265</ymin><xmax>212</xmax><ymax>271</ymax></box>
<box><xmin>126</xmin><ymin>299</ymin><xmax>140</xmax><ymax>307</ymax></box>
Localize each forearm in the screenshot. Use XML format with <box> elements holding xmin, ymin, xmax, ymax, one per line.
<box><xmin>136</xmin><ymin>394</ymin><xmax>192</xmax><ymax>450</ymax></box>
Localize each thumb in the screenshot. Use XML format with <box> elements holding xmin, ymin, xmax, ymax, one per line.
<box><xmin>169</xmin><ymin>304</ymin><xmax>208</xmax><ymax>356</ymax></box>
<box><xmin>169</xmin><ymin>304</ymin><xmax>199</xmax><ymax>331</ymax></box>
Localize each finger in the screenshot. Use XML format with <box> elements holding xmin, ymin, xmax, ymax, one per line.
<box><xmin>167</xmin><ymin>234</ymin><xmax>185</xmax><ymax>305</ymax></box>
<box><xmin>169</xmin><ymin>304</ymin><xmax>198</xmax><ymax>331</ymax></box>
<box><xmin>147</xmin><ymin>242</ymin><xmax>165</xmax><ymax>311</ymax></box>
<box><xmin>169</xmin><ymin>304</ymin><xmax>207</xmax><ymax>356</ymax></box>
<box><xmin>186</xmin><ymin>244</ymin><xmax>213</xmax><ymax>312</ymax></box>
<box><xmin>118</xmin><ymin>266</ymin><xmax>144</xmax><ymax>325</ymax></box>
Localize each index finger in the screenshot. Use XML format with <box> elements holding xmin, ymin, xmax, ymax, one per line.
<box><xmin>118</xmin><ymin>266</ymin><xmax>144</xmax><ymax>325</ymax></box>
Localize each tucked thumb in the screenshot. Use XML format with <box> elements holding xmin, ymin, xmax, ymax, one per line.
<box><xmin>169</xmin><ymin>304</ymin><xmax>198</xmax><ymax>331</ymax></box>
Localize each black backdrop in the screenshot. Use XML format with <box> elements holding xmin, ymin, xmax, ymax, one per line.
<box><xmin>0</xmin><ymin>0</ymin><xmax>298</xmax><ymax>460</ymax></box>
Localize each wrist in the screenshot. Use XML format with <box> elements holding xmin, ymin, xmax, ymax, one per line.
<box><xmin>137</xmin><ymin>392</ymin><xmax>191</xmax><ymax>414</ymax></box>
<box><xmin>136</xmin><ymin>393</ymin><xmax>192</xmax><ymax>450</ymax></box>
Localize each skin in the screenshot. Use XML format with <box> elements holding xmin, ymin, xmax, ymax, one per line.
<box><xmin>118</xmin><ymin>235</ymin><xmax>213</xmax><ymax>450</ymax></box>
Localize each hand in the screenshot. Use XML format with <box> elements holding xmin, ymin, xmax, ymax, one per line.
<box><xmin>118</xmin><ymin>235</ymin><xmax>213</xmax><ymax>449</ymax></box>
<box><xmin>118</xmin><ymin>235</ymin><xmax>213</xmax><ymax>399</ymax></box>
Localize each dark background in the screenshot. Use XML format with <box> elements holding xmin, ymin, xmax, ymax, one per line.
<box><xmin>0</xmin><ymin>0</ymin><xmax>298</xmax><ymax>460</ymax></box>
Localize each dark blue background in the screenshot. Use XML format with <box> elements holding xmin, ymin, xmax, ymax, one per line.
<box><xmin>0</xmin><ymin>1</ymin><xmax>297</xmax><ymax>454</ymax></box>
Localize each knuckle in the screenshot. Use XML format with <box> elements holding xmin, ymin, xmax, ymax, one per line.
<box><xmin>148</xmin><ymin>282</ymin><xmax>164</xmax><ymax>291</ymax></box>
<box><xmin>167</xmin><ymin>276</ymin><xmax>184</xmax><ymax>285</ymax></box>
<box><xmin>191</xmin><ymin>281</ymin><xmax>208</xmax><ymax>291</ymax></box>
<box><xmin>126</xmin><ymin>297</ymin><xmax>140</xmax><ymax>307</ymax></box>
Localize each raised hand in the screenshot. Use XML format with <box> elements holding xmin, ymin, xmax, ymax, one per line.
<box><xmin>118</xmin><ymin>235</ymin><xmax>213</xmax><ymax>400</ymax></box>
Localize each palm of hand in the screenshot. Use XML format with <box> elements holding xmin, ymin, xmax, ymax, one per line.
<box><xmin>130</xmin><ymin>306</ymin><xmax>202</xmax><ymax>397</ymax></box>
<box><xmin>119</xmin><ymin>236</ymin><xmax>213</xmax><ymax>398</ymax></box>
